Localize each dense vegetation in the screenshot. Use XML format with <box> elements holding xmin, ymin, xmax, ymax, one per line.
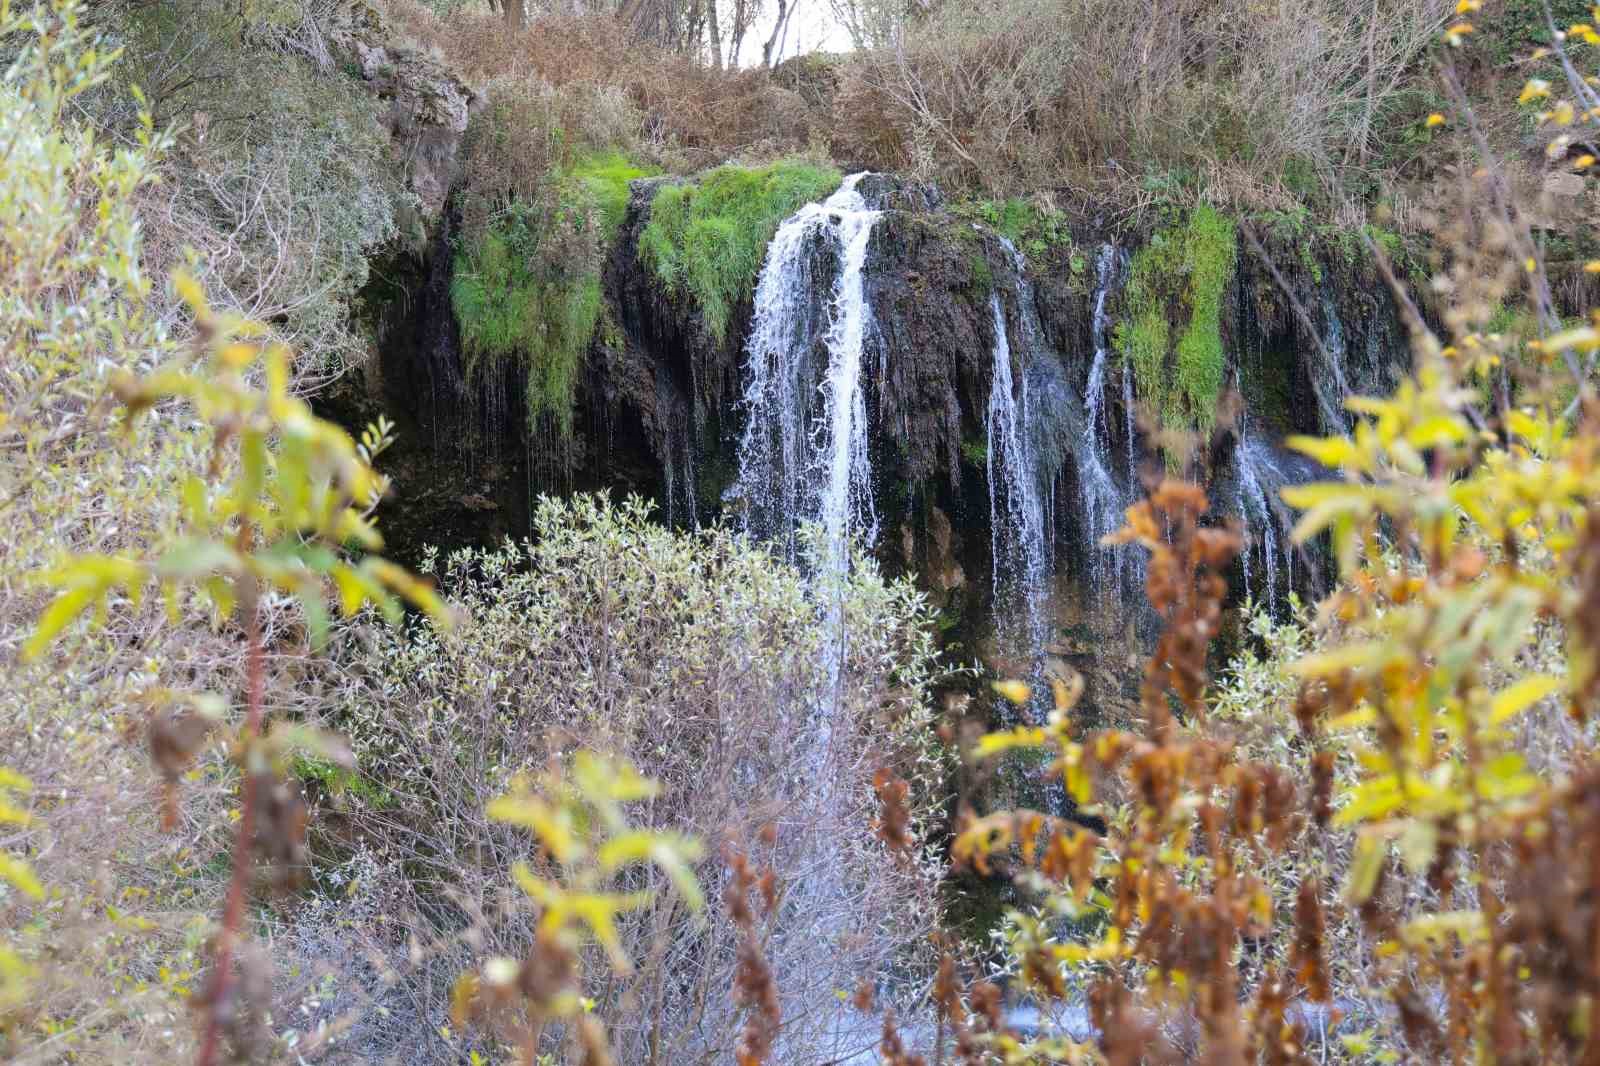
<box><xmin>7</xmin><ymin>0</ymin><xmax>1600</xmax><ymax>1064</ymax></box>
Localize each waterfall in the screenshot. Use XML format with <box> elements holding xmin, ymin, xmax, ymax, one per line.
<box><xmin>733</xmin><ymin>173</ymin><xmax>882</xmax><ymax>573</ymax></box>
<box><xmin>1079</xmin><ymin>243</ymin><xmax>1138</xmax><ymax>607</ymax></box>
<box><xmin>1232</xmin><ymin>427</ymin><xmax>1324</xmax><ymax>614</ymax></box>
<box><xmin>986</xmin><ymin>294</ymin><xmax>1048</xmax><ymax>669</ymax></box>
<box><xmin>1312</xmin><ymin>291</ymin><xmax>1355</xmax><ymax>435</ymax></box>
<box><xmin>727</xmin><ymin>177</ymin><xmax>887</xmax><ymax>1057</ymax></box>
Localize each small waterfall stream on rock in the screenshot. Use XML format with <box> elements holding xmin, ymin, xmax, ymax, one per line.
<box><xmin>1232</xmin><ymin>427</ymin><xmax>1327</xmax><ymax>614</ymax></box>
<box><xmin>1235</xmin><ymin>429</ymin><xmax>1287</xmax><ymax>614</ymax></box>
<box><xmin>986</xmin><ymin>293</ymin><xmax>1049</xmax><ymax>676</ymax></box>
<box><xmin>1312</xmin><ymin>290</ymin><xmax>1356</xmax><ymax>435</ymax></box>
<box><xmin>1079</xmin><ymin>243</ymin><xmax>1139</xmax><ymax>609</ymax></box>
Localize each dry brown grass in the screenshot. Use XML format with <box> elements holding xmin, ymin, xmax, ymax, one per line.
<box><xmin>379</xmin><ymin>1</ymin><xmax>820</xmax><ymax>169</ymax></box>
<box><xmin>833</xmin><ymin>0</ymin><xmax>1453</xmax><ymax>206</ymax></box>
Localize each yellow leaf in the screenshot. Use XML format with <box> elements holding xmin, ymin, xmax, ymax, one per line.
<box><xmin>973</xmin><ymin>727</ymin><xmax>1048</xmax><ymax>758</ymax></box>
<box><xmin>1286</xmin><ymin>434</ymin><xmax>1361</xmax><ymax>470</ymax></box>
<box><xmin>487</xmin><ymin>794</ymin><xmax>580</xmax><ymax>863</ymax></box>
<box><xmin>1426</xmin><ymin>112</ymin><xmax>1446</xmax><ymax>128</ymax></box>
<box><xmin>991</xmin><ymin>680</ymin><xmax>1032</xmax><ymax>705</ymax></box>
<box><xmin>1544</xmin><ymin>325</ymin><xmax>1600</xmax><ymax>352</ymax></box>
<box><xmin>22</xmin><ymin>584</ymin><xmax>100</xmax><ymax>662</ymax></box>
<box><xmin>1520</xmin><ymin>78</ymin><xmax>1552</xmax><ymax>105</ymax></box>
<box><xmin>1490</xmin><ymin>674</ymin><xmax>1562</xmax><ymax>724</ymax></box>
<box><xmin>1346</xmin><ymin>831</ymin><xmax>1387</xmax><ymax>903</ymax></box>
<box><xmin>173</xmin><ymin>271</ymin><xmax>210</xmax><ymax>319</ymax></box>
<box><xmin>0</xmin><ymin>853</ymin><xmax>43</xmax><ymax>900</ymax></box>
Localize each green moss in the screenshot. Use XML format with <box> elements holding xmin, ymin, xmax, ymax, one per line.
<box><xmin>1173</xmin><ymin>205</ymin><xmax>1236</xmax><ymax>433</ymax></box>
<box><xmin>955</xmin><ymin>196</ymin><xmax>1073</xmax><ymax>264</ymax></box>
<box><xmin>967</xmin><ymin>252</ymin><xmax>994</xmax><ymax>294</ymax></box>
<box><xmin>292</xmin><ymin>754</ymin><xmax>392</xmax><ymax>808</ymax></box>
<box><xmin>638</xmin><ymin>160</ymin><xmax>842</xmax><ymax>343</ymax></box>
<box><xmin>451</xmin><ymin>216</ymin><xmax>600</xmax><ymax>439</ymax></box>
<box><xmin>566</xmin><ymin>151</ymin><xmax>660</xmax><ymax>243</ymax></box>
<box><xmin>961</xmin><ymin>438</ymin><xmax>989</xmax><ymax>467</ymax></box>
<box><xmin>1115</xmin><ymin>206</ymin><xmax>1237</xmax><ymax>443</ymax></box>
<box><xmin>1117</xmin><ymin>231</ymin><xmax>1178</xmax><ymax>416</ymax></box>
<box><xmin>451</xmin><ymin>154</ymin><xmax>655</xmax><ymax>437</ymax></box>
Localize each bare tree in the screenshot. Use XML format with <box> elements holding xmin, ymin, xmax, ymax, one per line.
<box><xmin>762</xmin><ymin>0</ymin><xmax>802</xmax><ymax>66</ymax></box>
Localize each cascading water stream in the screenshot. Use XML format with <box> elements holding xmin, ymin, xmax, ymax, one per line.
<box><xmin>1234</xmin><ymin>429</ymin><xmax>1284</xmax><ymax>614</ymax></box>
<box><xmin>1079</xmin><ymin>244</ymin><xmax>1139</xmax><ymax>608</ymax></box>
<box><xmin>728</xmin><ymin>177</ymin><xmax>886</xmax><ymax>1050</ymax></box>
<box><xmin>1313</xmin><ymin>291</ymin><xmax>1355</xmax><ymax>435</ymax></box>
<box><xmin>734</xmin><ymin>173</ymin><xmax>882</xmax><ymax>575</ymax></box>
<box><xmin>985</xmin><ymin>294</ymin><xmax>1048</xmax><ymax>672</ymax></box>
<box><xmin>1232</xmin><ymin>427</ymin><xmax>1326</xmax><ymax>614</ymax></box>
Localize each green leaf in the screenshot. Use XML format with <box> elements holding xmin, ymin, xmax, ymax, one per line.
<box><xmin>154</xmin><ymin>538</ymin><xmax>237</xmax><ymax>581</ymax></box>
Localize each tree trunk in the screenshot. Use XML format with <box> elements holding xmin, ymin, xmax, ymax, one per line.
<box><xmin>506</xmin><ymin>0</ymin><xmax>524</xmax><ymax>30</ymax></box>
<box><xmin>707</xmin><ymin>0</ymin><xmax>724</xmax><ymax>68</ymax></box>
<box><xmin>762</xmin><ymin>0</ymin><xmax>790</xmax><ymax>67</ymax></box>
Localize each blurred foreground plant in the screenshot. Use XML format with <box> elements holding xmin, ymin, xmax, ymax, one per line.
<box><xmin>10</xmin><ymin>9</ymin><xmax>453</xmax><ymax>1047</ymax></box>
<box><xmin>452</xmin><ymin>752</ymin><xmax>703</xmax><ymax>1065</ymax></box>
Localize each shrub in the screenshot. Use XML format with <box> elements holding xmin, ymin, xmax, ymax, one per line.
<box><xmin>317</xmin><ymin>495</ymin><xmax>948</xmax><ymax>1062</ymax></box>
<box><xmin>377</xmin><ymin>2</ymin><xmax>819</xmax><ymax>165</ymax></box>
<box><xmin>835</xmin><ymin>0</ymin><xmax>1453</xmax><ymax>206</ymax></box>
<box><xmin>920</xmin><ymin>17</ymin><xmax>1600</xmax><ymax>1061</ymax></box>
<box><xmin>638</xmin><ymin>160</ymin><xmax>842</xmax><ymax>342</ymax></box>
<box><xmin>103</xmin><ymin>0</ymin><xmax>410</xmax><ymax>376</ymax></box>
<box><xmin>1</xmin><ymin>7</ymin><xmax>434</xmax><ymax>1062</ymax></box>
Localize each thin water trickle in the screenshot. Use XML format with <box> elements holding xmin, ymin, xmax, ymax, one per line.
<box><xmin>1072</xmin><ymin>243</ymin><xmax>1142</xmax><ymax>612</ymax></box>
<box><xmin>986</xmin><ymin>294</ymin><xmax>1048</xmax><ymax>668</ymax></box>
<box><xmin>1313</xmin><ymin>291</ymin><xmax>1355</xmax><ymax>435</ymax></box>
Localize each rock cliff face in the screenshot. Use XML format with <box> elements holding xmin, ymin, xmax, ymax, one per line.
<box><xmin>334</xmin><ymin>5</ymin><xmax>475</xmax><ymax>236</ymax></box>
<box><xmin>324</xmin><ymin>169</ymin><xmax>1426</xmax><ymax>685</ymax></box>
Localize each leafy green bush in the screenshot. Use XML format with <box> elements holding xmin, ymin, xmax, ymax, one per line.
<box><xmin>1</xmin><ymin>5</ymin><xmax>435</xmax><ymax>1060</ymax></box>
<box><xmin>638</xmin><ymin>160</ymin><xmax>842</xmax><ymax>343</ymax></box>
